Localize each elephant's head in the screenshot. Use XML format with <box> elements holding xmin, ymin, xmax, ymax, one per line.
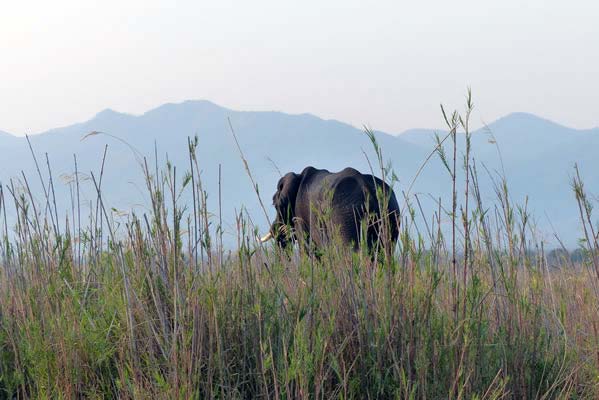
<box><xmin>260</xmin><ymin>172</ymin><xmax>301</xmax><ymax>247</ymax></box>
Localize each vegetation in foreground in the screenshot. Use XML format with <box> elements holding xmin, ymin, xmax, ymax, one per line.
<box><xmin>0</xmin><ymin>96</ymin><xmax>599</xmax><ymax>399</ymax></box>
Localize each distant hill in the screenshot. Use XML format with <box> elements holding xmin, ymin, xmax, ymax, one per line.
<box><xmin>0</xmin><ymin>101</ymin><xmax>596</xmax><ymax>248</ymax></box>
<box><xmin>0</xmin><ymin>130</ymin><xmax>17</xmax><ymax>142</ymax></box>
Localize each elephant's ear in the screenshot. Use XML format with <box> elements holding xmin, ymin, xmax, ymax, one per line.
<box><xmin>276</xmin><ymin>172</ymin><xmax>301</xmax><ymax>222</ymax></box>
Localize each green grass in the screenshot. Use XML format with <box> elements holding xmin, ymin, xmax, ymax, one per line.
<box><xmin>0</xmin><ymin>97</ymin><xmax>598</xmax><ymax>398</ymax></box>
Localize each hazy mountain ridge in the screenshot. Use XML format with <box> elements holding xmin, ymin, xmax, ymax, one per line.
<box><xmin>0</xmin><ymin>101</ymin><xmax>596</xmax><ymax>247</ymax></box>
<box><xmin>0</xmin><ymin>130</ymin><xmax>18</xmax><ymax>145</ymax></box>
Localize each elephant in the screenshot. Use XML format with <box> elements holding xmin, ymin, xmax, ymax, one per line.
<box><xmin>260</xmin><ymin>166</ymin><xmax>400</xmax><ymax>253</ymax></box>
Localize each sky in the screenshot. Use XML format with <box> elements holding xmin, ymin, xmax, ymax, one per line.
<box><xmin>1</xmin><ymin>0</ymin><xmax>598</xmax><ymax>136</ymax></box>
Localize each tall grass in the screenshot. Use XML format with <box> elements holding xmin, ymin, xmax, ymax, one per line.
<box><xmin>0</xmin><ymin>97</ymin><xmax>598</xmax><ymax>399</ymax></box>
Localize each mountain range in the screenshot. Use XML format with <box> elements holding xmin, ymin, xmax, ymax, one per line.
<box><xmin>1</xmin><ymin>100</ymin><xmax>597</xmax><ymax>248</ymax></box>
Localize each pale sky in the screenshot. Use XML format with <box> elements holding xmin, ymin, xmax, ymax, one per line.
<box><xmin>1</xmin><ymin>0</ymin><xmax>598</xmax><ymax>136</ymax></box>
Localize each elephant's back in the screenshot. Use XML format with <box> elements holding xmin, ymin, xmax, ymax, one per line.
<box><xmin>330</xmin><ymin>174</ymin><xmax>368</xmax><ymax>210</ymax></box>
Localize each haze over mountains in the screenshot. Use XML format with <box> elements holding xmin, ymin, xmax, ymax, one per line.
<box><xmin>1</xmin><ymin>100</ymin><xmax>597</xmax><ymax>248</ymax></box>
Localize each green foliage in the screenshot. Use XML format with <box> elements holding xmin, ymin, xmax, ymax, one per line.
<box><xmin>0</xmin><ymin>94</ymin><xmax>598</xmax><ymax>398</ymax></box>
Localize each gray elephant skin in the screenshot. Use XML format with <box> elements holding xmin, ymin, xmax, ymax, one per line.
<box><xmin>261</xmin><ymin>166</ymin><xmax>400</xmax><ymax>253</ymax></box>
